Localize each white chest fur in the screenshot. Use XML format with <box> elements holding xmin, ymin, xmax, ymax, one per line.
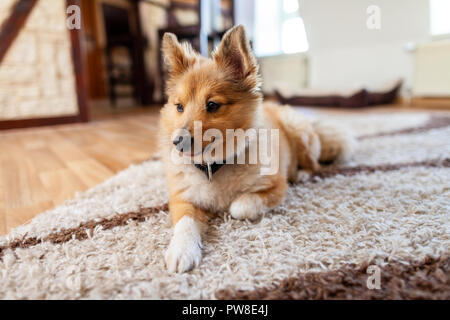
<box><xmin>171</xmin><ymin>163</ymin><xmax>262</xmax><ymax>213</ymax></box>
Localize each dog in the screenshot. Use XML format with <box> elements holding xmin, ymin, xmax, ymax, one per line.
<box><xmin>159</xmin><ymin>25</ymin><xmax>355</xmax><ymax>273</ymax></box>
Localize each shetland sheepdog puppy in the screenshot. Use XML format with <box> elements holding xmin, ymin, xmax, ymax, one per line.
<box><xmin>159</xmin><ymin>25</ymin><xmax>355</xmax><ymax>273</ymax></box>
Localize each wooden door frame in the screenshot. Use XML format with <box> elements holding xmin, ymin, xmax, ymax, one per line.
<box><xmin>97</xmin><ymin>0</ymin><xmax>153</xmax><ymax>106</ymax></box>
<box><xmin>131</xmin><ymin>0</ymin><xmax>154</xmax><ymax>105</ymax></box>
<box><xmin>0</xmin><ymin>0</ymin><xmax>89</xmax><ymax>130</ymax></box>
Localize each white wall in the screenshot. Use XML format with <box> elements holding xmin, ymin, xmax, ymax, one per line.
<box><xmin>301</xmin><ymin>0</ymin><xmax>431</xmax><ymax>93</ymax></box>
<box><xmin>235</xmin><ymin>0</ymin><xmax>255</xmax><ymax>39</ymax></box>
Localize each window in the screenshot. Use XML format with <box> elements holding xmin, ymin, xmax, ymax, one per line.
<box><xmin>430</xmin><ymin>0</ymin><xmax>450</xmax><ymax>37</ymax></box>
<box><xmin>254</xmin><ymin>0</ymin><xmax>309</xmax><ymax>57</ymax></box>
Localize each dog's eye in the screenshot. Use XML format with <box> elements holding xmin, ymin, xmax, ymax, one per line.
<box><xmin>206</xmin><ymin>101</ymin><xmax>221</xmax><ymax>113</ymax></box>
<box><xmin>175</xmin><ymin>104</ymin><xmax>184</xmax><ymax>113</ymax></box>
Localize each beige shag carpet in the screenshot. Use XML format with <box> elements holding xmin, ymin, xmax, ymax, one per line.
<box><xmin>1</xmin><ymin>112</ymin><xmax>449</xmax><ymax>300</ymax></box>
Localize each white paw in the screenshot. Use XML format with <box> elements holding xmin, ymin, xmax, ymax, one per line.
<box><xmin>165</xmin><ymin>238</ymin><xmax>201</xmax><ymax>273</ymax></box>
<box><xmin>165</xmin><ymin>216</ymin><xmax>203</xmax><ymax>273</ymax></box>
<box><xmin>296</xmin><ymin>170</ymin><xmax>312</xmax><ymax>182</ymax></box>
<box><xmin>229</xmin><ymin>194</ymin><xmax>265</xmax><ymax>221</ymax></box>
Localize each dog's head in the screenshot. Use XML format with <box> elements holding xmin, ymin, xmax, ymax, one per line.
<box><xmin>160</xmin><ymin>25</ymin><xmax>262</xmax><ymax>163</ymax></box>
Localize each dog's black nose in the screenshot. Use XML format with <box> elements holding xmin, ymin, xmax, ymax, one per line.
<box><xmin>173</xmin><ymin>135</ymin><xmax>183</xmax><ymax>146</ymax></box>
<box><xmin>173</xmin><ymin>135</ymin><xmax>195</xmax><ymax>152</ymax></box>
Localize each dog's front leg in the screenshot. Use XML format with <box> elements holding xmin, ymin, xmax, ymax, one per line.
<box><xmin>230</xmin><ymin>174</ymin><xmax>288</xmax><ymax>221</ymax></box>
<box><xmin>165</xmin><ymin>197</ymin><xmax>208</xmax><ymax>273</ymax></box>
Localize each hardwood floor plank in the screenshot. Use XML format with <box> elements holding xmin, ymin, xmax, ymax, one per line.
<box><xmin>24</xmin><ymin>147</ymin><xmax>67</xmax><ymax>172</ymax></box>
<box><xmin>39</xmin><ymin>168</ymin><xmax>87</xmax><ymax>207</ymax></box>
<box><xmin>66</xmin><ymin>159</ymin><xmax>114</xmax><ymax>188</ymax></box>
<box><xmin>49</xmin><ymin>140</ymin><xmax>91</xmax><ymax>163</ymax></box>
<box><xmin>82</xmin><ymin>145</ymin><xmax>130</xmax><ymax>172</ymax></box>
<box><xmin>1</xmin><ymin>154</ymin><xmax>50</xmax><ymax>210</ymax></box>
<box><xmin>5</xmin><ymin>201</ymin><xmax>54</xmax><ymax>234</ymax></box>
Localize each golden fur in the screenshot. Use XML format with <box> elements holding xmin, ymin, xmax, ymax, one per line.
<box><xmin>159</xmin><ymin>25</ymin><xmax>355</xmax><ymax>273</ymax></box>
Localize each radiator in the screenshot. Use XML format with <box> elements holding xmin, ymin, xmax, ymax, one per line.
<box><xmin>413</xmin><ymin>40</ymin><xmax>450</xmax><ymax>97</ymax></box>
<box><xmin>258</xmin><ymin>53</ymin><xmax>308</xmax><ymax>95</ymax></box>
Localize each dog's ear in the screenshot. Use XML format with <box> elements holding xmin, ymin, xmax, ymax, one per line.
<box><xmin>162</xmin><ymin>33</ymin><xmax>197</xmax><ymax>77</ymax></box>
<box><xmin>213</xmin><ymin>25</ymin><xmax>258</xmax><ymax>80</ymax></box>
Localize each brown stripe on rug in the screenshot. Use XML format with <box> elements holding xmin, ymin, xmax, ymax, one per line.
<box><xmin>215</xmin><ymin>255</ymin><xmax>450</xmax><ymax>300</ymax></box>
<box><xmin>1</xmin><ymin>159</ymin><xmax>448</xmax><ymax>259</ymax></box>
<box><xmin>311</xmin><ymin>158</ymin><xmax>450</xmax><ymax>181</ymax></box>
<box><xmin>0</xmin><ymin>204</ymin><xmax>168</xmax><ymax>259</ymax></box>
<box><xmin>358</xmin><ymin>115</ymin><xmax>450</xmax><ymax>140</ymax></box>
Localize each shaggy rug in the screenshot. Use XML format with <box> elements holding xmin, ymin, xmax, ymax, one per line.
<box><xmin>0</xmin><ymin>112</ymin><xmax>449</xmax><ymax>300</ymax></box>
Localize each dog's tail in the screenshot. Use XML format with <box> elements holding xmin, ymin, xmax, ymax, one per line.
<box><xmin>312</xmin><ymin>119</ymin><xmax>357</xmax><ymax>163</ymax></box>
<box><xmin>270</xmin><ymin>104</ymin><xmax>356</xmax><ymax>168</ymax></box>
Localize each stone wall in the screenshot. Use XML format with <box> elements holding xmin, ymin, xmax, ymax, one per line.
<box><xmin>0</xmin><ymin>0</ymin><xmax>78</xmax><ymax>120</ymax></box>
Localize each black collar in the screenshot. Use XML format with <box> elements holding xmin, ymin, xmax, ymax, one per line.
<box><xmin>194</xmin><ymin>162</ymin><xmax>225</xmax><ymax>181</ymax></box>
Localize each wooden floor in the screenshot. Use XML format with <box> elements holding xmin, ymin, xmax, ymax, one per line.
<box><xmin>0</xmin><ymin>107</ymin><xmax>160</xmax><ymax>235</ymax></box>
<box><xmin>0</xmin><ymin>103</ymin><xmax>446</xmax><ymax>236</ymax></box>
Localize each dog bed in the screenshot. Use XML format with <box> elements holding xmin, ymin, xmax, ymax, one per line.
<box><xmin>275</xmin><ymin>79</ymin><xmax>403</xmax><ymax>108</ymax></box>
